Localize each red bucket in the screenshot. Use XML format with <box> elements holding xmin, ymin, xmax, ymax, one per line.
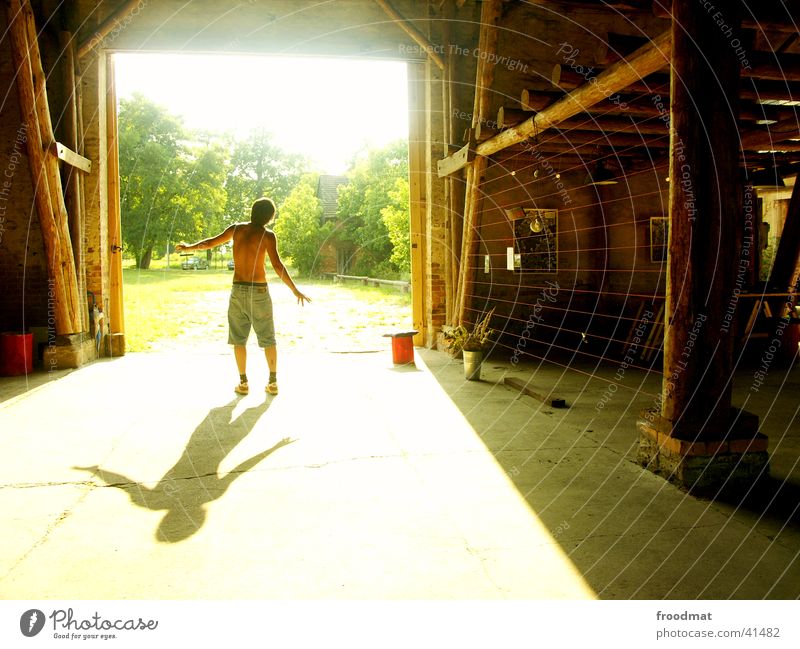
<box><xmin>385</xmin><ymin>331</ymin><xmax>418</xmax><ymax>365</ymax></box>
<box><xmin>0</xmin><ymin>332</ymin><xmax>34</xmax><ymax>376</ymax></box>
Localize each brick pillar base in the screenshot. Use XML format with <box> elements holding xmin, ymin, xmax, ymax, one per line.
<box><xmin>637</xmin><ymin>408</ymin><xmax>769</xmax><ymax>496</ymax></box>
<box><xmin>43</xmin><ymin>333</ymin><xmax>97</xmax><ymax>370</ymax></box>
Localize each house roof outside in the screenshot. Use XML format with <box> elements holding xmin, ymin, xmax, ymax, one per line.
<box><xmin>316</xmin><ymin>175</ymin><xmax>349</xmax><ymax>221</ymax></box>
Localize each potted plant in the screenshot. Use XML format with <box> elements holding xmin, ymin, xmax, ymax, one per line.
<box><xmin>441</xmin><ymin>308</ymin><xmax>495</xmax><ymax>380</ymax></box>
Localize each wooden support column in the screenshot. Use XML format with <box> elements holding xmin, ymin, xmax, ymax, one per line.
<box><xmin>59</xmin><ymin>31</ymin><xmax>88</xmax><ymax>333</ymax></box>
<box><xmin>408</xmin><ymin>63</ymin><xmax>427</xmax><ymax>347</ymax></box>
<box><xmin>424</xmin><ymin>48</ymin><xmax>448</xmax><ymax>345</ymax></box>
<box><xmin>766</xmin><ymin>173</ymin><xmax>800</xmax><ymax>294</ymax></box>
<box><xmin>5</xmin><ymin>0</ymin><xmax>82</xmax><ymax>334</ymax></box>
<box><xmin>662</xmin><ymin>0</ymin><xmax>740</xmax><ymax>433</ymax></box>
<box><xmin>638</xmin><ymin>0</ymin><xmax>767</xmax><ymax>494</ymax></box>
<box><xmin>453</xmin><ymin>0</ymin><xmax>501</xmax><ymax>325</ymax></box>
<box><xmin>106</xmin><ymin>55</ymin><xmax>125</xmax><ymax>349</ymax></box>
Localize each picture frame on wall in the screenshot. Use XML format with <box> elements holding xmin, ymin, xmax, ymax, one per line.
<box><xmin>506</xmin><ymin>207</ymin><xmax>558</xmax><ymax>273</ymax></box>
<box><xmin>649</xmin><ymin>216</ymin><xmax>669</xmax><ymax>262</ymax></box>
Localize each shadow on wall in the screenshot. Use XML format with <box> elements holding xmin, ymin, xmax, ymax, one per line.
<box><xmin>74</xmin><ymin>398</ymin><xmax>293</xmax><ymax>543</ymax></box>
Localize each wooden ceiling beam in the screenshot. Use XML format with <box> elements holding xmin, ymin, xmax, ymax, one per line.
<box><xmin>373</xmin><ymin>0</ymin><xmax>445</xmax><ymax>70</ymax></box>
<box><xmin>473</xmin><ymin>29</ymin><xmax>672</xmax><ymax>158</ymax></box>
<box><xmin>77</xmin><ymin>0</ymin><xmax>142</xmax><ymax>58</ymax></box>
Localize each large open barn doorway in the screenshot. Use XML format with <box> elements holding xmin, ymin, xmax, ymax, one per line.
<box><xmin>113</xmin><ymin>53</ymin><xmax>416</xmax><ymax>356</ymax></box>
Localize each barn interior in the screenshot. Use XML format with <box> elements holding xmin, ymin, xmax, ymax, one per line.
<box><xmin>0</xmin><ymin>0</ymin><xmax>798</xmax><ymax>599</ymax></box>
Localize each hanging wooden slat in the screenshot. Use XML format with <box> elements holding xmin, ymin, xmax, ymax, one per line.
<box><xmin>53</xmin><ymin>142</ymin><xmax>92</xmax><ymax>173</ymax></box>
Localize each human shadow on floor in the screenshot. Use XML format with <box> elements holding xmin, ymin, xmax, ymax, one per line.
<box><xmin>75</xmin><ymin>398</ymin><xmax>293</xmax><ymax>543</ymax></box>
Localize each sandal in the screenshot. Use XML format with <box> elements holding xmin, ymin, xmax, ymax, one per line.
<box><xmin>234</xmin><ymin>381</ymin><xmax>249</xmax><ymax>395</ymax></box>
<box><xmin>266</xmin><ymin>382</ymin><xmax>278</xmax><ymax>395</ymax></box>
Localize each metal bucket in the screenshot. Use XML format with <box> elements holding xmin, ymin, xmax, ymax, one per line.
<box><xmin>463</xmin><ymin>350</ymin><xmax>484</xmax><ymax>381</ymax></box>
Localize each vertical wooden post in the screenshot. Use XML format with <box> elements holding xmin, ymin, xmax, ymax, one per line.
<box><xmin>441</xmin><ymin>3</ymin><xmax>454</xmax><ymax>324</ymax></box>
<box><xmin>106</xmin><ymin>55</ymin><xmax>125</xmax><ymax>339</ymax></box>
<box><xmin>407</xmin><ymin>62</ymin><xmax>427</xmax><ymax>347</ymax></box>
<box><xmin>424</xmin><ymin>51</ymin><xmax>448</xmax><ymax>345</ymax></box>
<box><xmin>59</xmin><ymin>31</ymin><xmax>88</xmax><ymax>333</ymax></box>
<box><xmin>5</xmin><ymin>0</ymin><xmax>82</xmax><ymax>334</ymax></box>
<box><xmin>766</xmin><ymin>173</ymin><xmax>800</xmax><ymax>294</ymax></box>
<box><xmin>454</xmin><ymin>0</ymin><xmax>501</xmax><ymax>325</ymax></box>
<box><xmin>662</xmin><ymin>0</ymin><xmax>741</xmax><ymax>435</ymax></box>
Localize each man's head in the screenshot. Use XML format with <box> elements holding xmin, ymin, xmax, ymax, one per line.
<box><xmin>251</xmin><ymin>197</ymin><xmax>276</xmax><ymax>227</ymax></box>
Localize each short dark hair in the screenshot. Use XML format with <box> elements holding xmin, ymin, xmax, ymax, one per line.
<box><xmin>251</xmin><ymin>197</ymin><xmax>276</xmax><ymax>226</ymax></box>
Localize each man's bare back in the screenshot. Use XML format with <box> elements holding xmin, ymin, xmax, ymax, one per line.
<box><xmin>231</xmin><ymin>222</ymin><xmax>272</xmax><ymax>284</ymax></box>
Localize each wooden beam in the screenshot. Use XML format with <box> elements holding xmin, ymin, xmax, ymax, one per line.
<box><xmin>107</xmin><ymin>56</ymin><xmax>125</xmax><ymax>339</ymax></box>
<box><xmin>59</xmin><ymin>31</ymin><xmax>88</xmax><ymax>333</ymax></box>
<box><xmin>743</xmin><ymin>52</ymin><xmax>800</xmax><ymax>82</ymax></box>
<box><xmin>454</xmin><ymin>0</ymin><xmax>502</xmax><ymax>325</ymax></box>
<box><xmin>437</xmin><ymin>142</ymin><xmax>474</xmax><ymax>178</ymax></box>
<box><xmin>5</xmin><ymin>0</ymin><xmax>82</xmax><ymax>334</ymax></box>
<box><xmin>551</xmin><ymin>66</ymin><xmax>671</xmax><ymax>96</ymax></box>
<box><xmin>439</xmin><ymin>29</ymin><xmax>672</xmax><ymax>174</ymax></box>
<box><xmin>519</xmin><ymin>89</ymin><xmax>560</xmax><ymax>111</ymax></box>
<box><xmin>77</xmin><ymin>0</ymin><xmax>144</xmax><ymax>58</ymax></box>
<box><xmin>53</xmin><ymin>141</ymin><xmax>92</xmax><ymax>173</ymax></box>
<box><xmin>479</xmin><ymin>29</ymin><xmax>671</xmax><ymax>155</ymax></box>
<box><xmin>538</xmin><ymin>128</ymin><xmax>669</xmax><ymax>150</ymax></box>
<box><xmin>504</xmin><ymin>377</ymin><xmax>567</xmax><ymax>408</ymax></box>
<box><xmin>474</xmin><ymin>122</ymin><xmax>498</xmax><ymax>142</ymax></box>
<box><xmin>373</xmin><ymin>0</ymin><xmax>445</xmax><ymax>70</ymax></box>
<box><xmin>662</xmin><ymin>0</ymin><xmax>741</xmax><ymax>434</ymax></box>
<box><xmin>766</xmin><ymin>173</ymin><xmax>800</xmax><ymax>292</ymax></box>
<box><xmin>497</xmin><ymin>107</ymin><xmax>528</xmax><ymax>129</ymax></box>
<box><xmin>555</xmin><ymin>114</ymin><xmax>670</xmax><ymax>136</ymax></box>
<box><xmin>740</xmin><ymin>116</ymin><xmax>800</xmax><ymax>150</ymax></box>
<box><xmin>654</xmin><ymin>2</ymin><xmax>800</xmax><ymax>33</ymax></box>
<box><xmin>741</xmin><ymin>78</ymin><xmax>800</xmax><ymax>103</ymax></box>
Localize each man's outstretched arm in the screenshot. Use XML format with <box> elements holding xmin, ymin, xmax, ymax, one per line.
<box><xmin>265</xmin><ymin>231</ymin><xmax>311</xmax><ymax>306</ymax></box>
<box><xmin>176</xmin><ymin>225</ymin><xmax>235</xmax><ymax>253</ymax></box>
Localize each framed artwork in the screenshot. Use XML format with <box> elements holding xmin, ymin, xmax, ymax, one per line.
<box><xmin>507</xmin><ymin>208</ymin><xmax>558</xmax><ymax>273</ymax></box>
<box><xmin>649</xmin><ymin>216</ymin><xmax>669</xmax><ymax>262</ymax></box>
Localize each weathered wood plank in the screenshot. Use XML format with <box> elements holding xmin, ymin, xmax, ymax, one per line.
<box><xmin>504</xmin><ymin>377</ymin><xmax>567</xmax><ymax>408</ymax></box>
<box><xmin>53</xmin><ymin>142</ymin><xmax>92</xmax><ymax>173</ymax></box>
<box><xmin>437</xmin><ymin>142</ymin><xmax>474</xmax><ymax>178</ymax></box>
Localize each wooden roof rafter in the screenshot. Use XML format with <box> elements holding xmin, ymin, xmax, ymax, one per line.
<box><xmin>438</xmin><ymin>28</ymin><xmax>673</xmax><ymax>176</ymax></box>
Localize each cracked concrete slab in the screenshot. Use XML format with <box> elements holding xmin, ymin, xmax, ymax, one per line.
<box><xmin>0</xmin><ymin>347</ymin><xmax>797</xmax><ymax>599</ymax></box>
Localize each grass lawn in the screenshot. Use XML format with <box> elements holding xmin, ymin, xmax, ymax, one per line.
<box><xmin>123</xmin><ymin>267</ymin><xmax>413</xmax><ymax>353</ymax></box>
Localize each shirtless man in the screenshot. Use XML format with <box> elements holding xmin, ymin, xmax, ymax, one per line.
<box><xmin>176</xmin><ymin>197</ymin><xmax>310</xmax><ymax>396</ymax></box>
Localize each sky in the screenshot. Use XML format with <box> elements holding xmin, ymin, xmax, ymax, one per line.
<box><xmin>113</xmin><ymin>53</ymin><xmax>409</xmax><ymax>174</ymax></box>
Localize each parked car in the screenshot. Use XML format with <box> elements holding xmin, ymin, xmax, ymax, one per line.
<box><xmin>181</xmin><ymin>256</ymin><xmax>208</xmax><ymax>270</ymax></box>
<box><xmin>227</xmin><ymin>259</ymin><xmax>235</xmax><ymax>271</ymax></box>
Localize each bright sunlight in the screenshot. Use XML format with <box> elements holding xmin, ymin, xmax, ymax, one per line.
<box><xmin>114</xmin><ymin>53</ymin><xmax>409</xmax><ymax>174</ymax></box>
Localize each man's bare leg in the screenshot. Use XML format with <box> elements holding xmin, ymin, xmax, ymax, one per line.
<box><xmin>264</xmin><ymin>345</ymin><xmax>278</xmax><ymax>394</ymax></box>
<box><xmin>234</xmin><ymin>345</ymin><xmax>249</xmax><ymax>394</ymax></box>
<box><xmin>234</xmin><ymin>345</ymin><xmax>247</xmax><ymax>375</ymax></box>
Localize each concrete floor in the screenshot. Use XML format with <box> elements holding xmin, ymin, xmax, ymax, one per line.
<box><xmin>0</xmin><ymin>346</ymin><xmax>798</xmax><ymax>599</ymax></box>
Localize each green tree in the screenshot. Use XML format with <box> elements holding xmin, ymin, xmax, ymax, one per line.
<box><xmin>336</xmin><ymin>140</ymin><xmax>409</xmax><ymax>276</ymax></box>
<box><xmin>273</xmin><ymin>175</ymin><xmax>324</xmax><ymax>276</ymax></box>
<box><xmin>118</xmin><ymin>93</ymin><xmax>188</xmax><ymax>268</ymax></box>
<box><xmin>171</xmin><ymin>139</ymin><xmax>229</xmax><ymax>263</ymax></box>
<box><xmin>381</xmin><ymin>176</ymin><xmax>410</xmax><ymax>275</ymax></box>
<box><xmin>225</xmin><ymin>128</ymin><xmax>307</xmax><ymax>221</ymax></box>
